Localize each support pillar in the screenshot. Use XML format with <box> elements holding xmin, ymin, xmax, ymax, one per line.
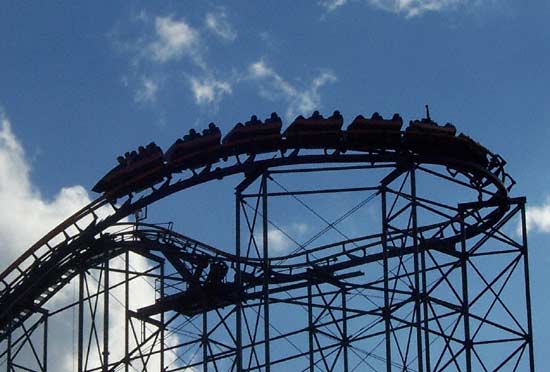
<box><xmin>459</xmin><ymin>208</ymin><xmax>472</xmax><ymax>372</ymax></box>
<box><xmin>520</xmin><ymin>203</ymin><xmax>536</xmax><ymax>371</ymax></box>
<box><xmin>410</xmin><ymin>168</ymin><xmax>424</xmax><ymax>372</ymax></box>
<box><xmin>203</xmin><ymin>312</ymin><xmax>208</xmax><ymax>372</ymax></box>
<box><xmin>342</xmin><ymin>288</ymin><xmax>349</xmax><ymax>372</ymax></box>
<box><xmin>235</xmin><ymin>193</ymin><xmax>243</xmax><ymax>372</ymax></box>
<box><xmin>308</xmin><ymin>283</ymin><xmax>314</xmax><ymax>372</ymax></box>
<box><xmin>42</xmin><ymin>312</ymin><xmax>48</xmax><ymax>372</ymax></box>
<box><xmin>78</xmin><ymin>271</ymin><xmax>84</xmax><ymax>372</ymax></box>
<box><xmin>103</xmin><ymin>247</ymin><xmax>110</xmax><ymax>372</ymax></box>
<box><xmin>6</xmin><ymin>326</ymin><xmax>12</xmax><ymax>372</ymax></box>
<box><xmin>381</xmin><ymin>187</ymin><xmax>392</xmax><ymax>372</ymax></box>
<box><xmin>261</xmin><ymin>174</ymin><xmax>271</xmax><ymax>372</ymax></box>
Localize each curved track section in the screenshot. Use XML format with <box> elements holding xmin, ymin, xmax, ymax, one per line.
<box><xmin>0</xmin><ymin>115</ymin><xmax>528</xmax><ymax>371</ymax></box>
<box><xmin>0</xmin><ymin>136</ymin><xmax>512</xmax><ymax>335</ymax></box>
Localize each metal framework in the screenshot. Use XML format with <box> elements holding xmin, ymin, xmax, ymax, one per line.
<box><xmin>0</xmin><ymin>128</ymin><xmax>535</xmax><ymax>371</ymax></box>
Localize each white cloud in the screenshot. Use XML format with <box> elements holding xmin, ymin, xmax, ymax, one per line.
<box><xmin>255</xmin><ymin>223</ymin><xmax>310</xmax><ymax>255</ymax></box>
<box><xmin>0</xmin><ymin>111</ymin><xmax>182</xmax><ymax>371</ymax></box>
<box><xmin>134</xmin><ymin>77</ymin><xmax>159</xmax><ymax>103</ymax></box>
<box><xmin>248</xmin><ymin>60</ymin><xmax>337</xmax><ymax>119</ymax></box>
<box><xmin>369</xmin><ymin>0</ymin><xmax>463</xmax><ymax>17</ymax></box>
<box><xmin>525</xmin><ymin>200</ymin><xmax>550</xmax><ymax>234</ymax></box>
<box><xmin>267</xmin><ymin>229</ymin><xmax>290</xmax><ymax>254</ymax></box>
<box><xmin>150</xmin><ymin>16</ymin><xmax>199</xmax><ymax>62</ymax></box>
<box><xmin>205</xmin><ymin>9</ymin><xmax>237</xmax><ymax>41</ymax></box>
<box><xmin>190</xmin><ymin>77</ymin><xmax>232</xmax><ymax>105</ymax></box>
<box><xmin>320</xmin><ymin>0</ymin><xmax>471</xmax><ymax>17</ymax></box>
<box><xmin>319</xmin><ymin>0</ymin><xmax>348</xmax><ymax>12</ymax></box>
<box><xmin>0</xmin><ymin>112</ymin><xmax>92</xmax><ymax>370</ymax></box>
<box><xmin>293</xmin><ymin>223</ymin><xmax>310</xmax><ymax>235</ymax></box>
<box><xmin>0</xmin><ymin>113</ymin><xmax>92</xmax><ymax>270</ymax></box>
<box><xmin>118</xmin><ymin>13</ymin><xmax>238</xmax><ymax>108</ymax></box>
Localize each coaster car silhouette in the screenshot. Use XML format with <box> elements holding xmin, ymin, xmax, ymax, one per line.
<box><xmin>345</xmin><ymin>112</ymin><xmax>403</xmax><ymax>151</ymax></box>
<box><xmin>221</xmin><ymin>113</ymin><xmax>282</xmax><ymax>157</ymax></box>
<box><xmin>283</xmin><ymin>110</ymin><xmax>343</xmax><ymax>150</ymax></box>
<box><xmin>92</xmin><ymin>110</ymin><xmax>491</xmax><ymax>199</ymax></box>
<box><xmin>404</xmin><ymin>117</ymin><xmax>488</xmax><ymax>167</ymax></box>
<box><xmin>165</xmin><ymin>123</ymin><xmax>222</xmax><ymax>173</ymax></box>
<box><xmin>92</xmin><ymin>142</ymin><xmax>165</xmax><ymax>195</ymax></box>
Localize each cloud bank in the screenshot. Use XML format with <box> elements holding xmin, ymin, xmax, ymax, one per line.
<box><xmin>0</xmin><ymin>111</ymin><xmax>181</xmax><ymax>371</ymax></box>
<box><xmin>0</xmin><ymin>113</ymin><xmax>92</xmax><ymax>271</ymax></box>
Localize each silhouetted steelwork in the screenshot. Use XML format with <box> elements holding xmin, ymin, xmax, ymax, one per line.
<box><xmin>0</xmin><ymin>110</ymin><xmax>534</xmax><ymax>371</ymax></box>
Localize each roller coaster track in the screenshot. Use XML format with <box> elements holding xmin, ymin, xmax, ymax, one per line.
<box><xmin>0</xmin><ymin>136</ymin><xmax>513</xmax><ymax>336</ymax></box>
<box><xmin>0</xmin><ymin>120</ymin><xmax>534</xmax><ymax>372</ymax></box>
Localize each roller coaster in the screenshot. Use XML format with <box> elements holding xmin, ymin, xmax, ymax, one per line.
<box><xmin>0</xmin><ymin>109</ymin><xmax>535</xmax><ymax>371</ymax></box>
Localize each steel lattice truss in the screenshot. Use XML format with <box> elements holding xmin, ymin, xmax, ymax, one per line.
<box><xmin>0</xmin><ymin>123</ymin><xmax>535</xmax><ymax>372</ymax></box>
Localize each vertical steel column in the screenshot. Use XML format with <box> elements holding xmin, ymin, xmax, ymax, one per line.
<box><xmin>342</xmin><ymin>289</ymin><xmax>349</xmax><ymax>372</ymax></box>
<box><xmin>78</xmin><ymin>271</ymin><xmax>84</xmax><ymax>372</ymax></box>
<box><xmin>42</xmin><ymin>312</ymin><xmax>48</xmax><ymax>372</ymax></box>
<box><xmin>381</xmin><ymin>187</ymin><xmax>392</xmax><ymax>372</ymax></box>
<box><xmin>459</xmin><ymin>208</ymin><xmax>472</xmax><ymax>372</ymax></box>
<box><xmin>261</xmin><ymin>173</ymin><xmax>271</xmax><ymax>372</ymax></box>
<box><xmin>203</xmin><ymin>312</ymin><xmax>208</xmax><ymax>372</ymax></box>
<box><xmin>307</xmin><ymin>283</ymin><xmax>314</xmax><ymax>372</ymax></box>
<box><xmin>235</xmin><ymin>193</ymin><xmax>243</xmax><ymax>372</ymax></box>
<box><xmin>160</xmin><ymin>261</ymin><xmax>165</xmax><ymax>372</ymax></box>
<box><xmin>6</xmin><ymin>325</ymin><xmax>12</xmax><ymax>372</ymax></box>
<box><xmin>520</xmin><ymin>202</ymin><xmax>536</xmax><ymax>371</ymax></box>
<box><xmin>124</xmin><ymin>250</ymin><xmax>129</xmax><ymax>372</ymax></box>
<box><xmin>103</xmin><ymin>246</ymin><xmax>110</xmax><ymax>371</ymax></box>
<box><xmin>421</xmin><ymin>245</ymin><xmax>431</xmax><ymax>371</ymax></box>
<box><xmin>410</xmin><ymin>167</ymin><xmax>424</xmax><ymax>372</ymax></box>
<box><xmin>416</xmin><ymin>181</ymin><xmax>431</xmax><ymax>371</ymax></box>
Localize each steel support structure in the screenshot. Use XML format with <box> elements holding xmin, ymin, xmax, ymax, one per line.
<box><xmin>2</xmin><ymin>311</ymin><xmax>48</xmax><ymax>372</ymax></box>
<box><xmin>0</xmin><ymin>161</ymin><xmax>535</xmax><ymax>372</ymax></box>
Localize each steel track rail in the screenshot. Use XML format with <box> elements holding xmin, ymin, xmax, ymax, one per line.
<box><xmin>0</xmin><ymin>138</ymin><xmax>513</xmax><ymax>340</ymax></box>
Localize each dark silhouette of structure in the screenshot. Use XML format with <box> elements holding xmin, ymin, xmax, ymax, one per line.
<box><xmin>0</xmin><ymin>110</ymin><xmax>534</xmax><ymax>371</ymax></box>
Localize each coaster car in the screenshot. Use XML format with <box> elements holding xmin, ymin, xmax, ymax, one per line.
<box><xmin>92</xmin><ymin>142</ymin><xmax>165</xmax><ymax>196</ymax></box>
<box><xmin>221</xmin><ymin>113</ymin><xmax>282</xmax><ymax>157</ymax></box>
<box><xmin>345</xmin><ymin>112</ymin><xmax>403</xmax><ymax>151</ymax></box>
<box><xmin>404</xmin><ymin>117</ymin><xmax>489</xmax><ymax>167</ymax></box>
<box><xmin>283</xmin><ymin>111</ymin><xmax>343</xmax><ymax>150</ymax></box>
<box><xmin>165</xmin><ymin>123</ymin><xmax>222</xmax><ymax>172</ymax></box>
<box><xmin>404</xmin><ymin>116</ymin><xmax>457</xmax><ymax>156</ymax></box>
<box><xmin>453</xmin><ymin>134</ymin><xmax>490</xmax><ymax>168</ymax></box>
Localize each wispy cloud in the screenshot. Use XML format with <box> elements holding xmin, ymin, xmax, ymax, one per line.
<box><xmin>190</xmin><ymin>77</ymin><xmax>232</xmax><ymax>105</ymax></box>
<box><xmin>320</xmin><ymin>0</ymin><xmax>470</xmax><ymax>17</ymax></box>
<box><xmin>248</xmin><ymin>60</ymin><xmax>337</xmax><ymax>119</ymax></box>
<box><xmin>205</xmin><ymin>9</ymin><xmax>237</xmax><ymax>41</ymax></box>
<box><xmin>370</xmin><ymin>0</ymin><xmax>463</xmax><ymax>17</ymax></box>
<box><xmin>149</xmin><ymin>16</ymin><xmax>200</xmax><ymax>63</ymax></box>
<box><xmin>116</xmin><ymin>11</ymin><xmax>337</xmax><ymax>112</ymax></box>
<box><xmin>134</xmin><ymin>77</ymin><xmax>160</xmax><ymax>103</ymax></box>
<box><xmin>114</xmin><ymin>12</ymin><xmax>237</xmax><ymax>109</ymax></box>
<box><xmin>319</xmin><ymin>0</ymin><xmax>348</xmax><ymax>12</ymax></box>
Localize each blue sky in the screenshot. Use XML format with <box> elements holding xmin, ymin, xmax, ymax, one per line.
<box><xmin>0</xmin><ymin>0</ymin><xmax>549</xmax><ymax>370</ymax></box>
